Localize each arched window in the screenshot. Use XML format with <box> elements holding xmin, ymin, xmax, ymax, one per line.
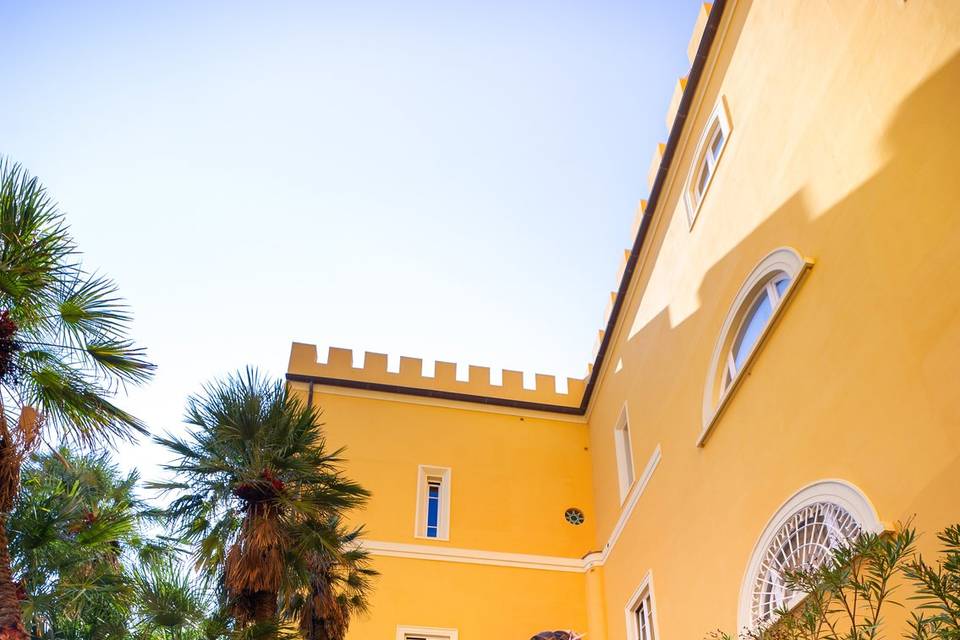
<box><xmin>751</xmin><ymin>501</ymin><xmax>860</xmax><ymax>623</ymax></box>
<box><xmin>737</xmin><ymin>481</ymin><xmax>883</xmax><ymax>632</ymax></box>
<box><xmin>699</xmin><ymin>247</ymin><xmax>812</xmax><ymax>445</ymax></box>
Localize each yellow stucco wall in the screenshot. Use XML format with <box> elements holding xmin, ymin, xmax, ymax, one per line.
<box><xmin>346</xmin><ymin>556</ymin><xmax>590</xmax><ymax>638</ymax></box>
<box><xmin>295</xmin><ymin>388</ymin><xmax>596</xmax><ymax>557</ymax></box>
<box><xmin>286</xmin><ymin>383</ymin><xmax>596</xmax><ymax>637</ymax></box>
<box><xmin>287</xmin><ymin>1</ymin><xmax>960</xmax><ymax>638</ymax></box>
<box><xmin>587</xmin><ymin>1</ymin><xmax>960</xmax><ymax>638</ymax></box>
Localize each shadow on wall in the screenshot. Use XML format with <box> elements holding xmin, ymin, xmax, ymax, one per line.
<box><xmin>594</xmin><ymin>47</ymin><xmax>960</xmax><ymax>636</ymax></box>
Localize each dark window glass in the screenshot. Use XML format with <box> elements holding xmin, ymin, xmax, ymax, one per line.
<box><xmin>775</xmin><ymin>277</ymin><xmax>790</xmax><ymax>297</ymax></box>
<box><xmin>732</xmin><ymin>291</ymin><xmax>774</xmax><ymax>372</ymax></box>
<box><xmin>711</xmin><ymin>127</ymin><xmax>725</xmax><ymax>158</ymax></box>
<box><xmin>426</xmin><ymin>481</ymin><xmax>441</xmax><ymax>538</ymax></box>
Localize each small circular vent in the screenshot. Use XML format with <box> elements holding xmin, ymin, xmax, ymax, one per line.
<box><xmin>564</xmin><ymin>507</ymin><xmax>585</xmax><ymax>526</ymax></box>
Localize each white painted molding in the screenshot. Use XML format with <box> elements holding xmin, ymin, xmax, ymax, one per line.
<box><xmin>735</xmin><ymin>480</ymin><xmax>883</xmax><ymax>633</ymax></box>
<box><xmin>614</xmin><ymin>402</ymin><xmax>635</xmax><ymax>504</ymax></box>
<box><xmin>602</xmin><ymin>445</ymin><xmax>662</xmax><ymax>563</ymax></box>
<box><xmin>363</xmin><ymin>539</ymin><xmax>585</xmax><ymax>573</ymax></box>
<box><xmin>363</xmin><ymin>445</ymin><xmax>663</xmax><ymax>574</ymax></box>
<box><xmin>699</xmin><ymin>247</ymin><xmax>814</xmax><ymax>446</ymax></box>
<box><xmin>396</xmin><ymin>625</ymin><xmax>459</xmax><ymax>640</ymax></box>
<box><xmin>414</xmin><ymin>465</ymin><xmax>452</xmax><ymax>541</ymax></box>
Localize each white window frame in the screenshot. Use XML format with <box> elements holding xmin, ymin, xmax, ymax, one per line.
<box><xmin>396</xmin><ymin>625</ymin><xmax>459</xmax><ymax>640</ymax></box>
<box><xmin>684</xmin><ymin>95</ymin><xmax>732</xmax><ymax>227</ymax></box>
<box><xmin>722</xmin><ymin>274</ymin><xmax>792</xmax><ymax>393</ymax></box>
<box><xmin>625</xmin><ymin>571</ymin><xmax>660</xmax><ymax>640</ymax></box>
<box><xmin>613</xmin><ymin>404</ymin><xmax>635</xmax><ymax>503</ymax></box>
<box><xmin>414</xmin><ymin>465</ymin><xmax>451</xmax><ymax>541</ymax></box>
<box><xmin>699</xmin><ymin>247</ymin><xmax>813</xmax><ymax>446</ymax></box>
<box><xmin>736</xmin><ymin>480</ymin><xmax>884</xmax><ymax>633</ymax></box>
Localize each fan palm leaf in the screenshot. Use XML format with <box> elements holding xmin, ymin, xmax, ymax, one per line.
<box><xmin>0</xmin><ymin>158</ymin><xmax>155</xmax><ymax>639</ymax></box>
<box><xmin>152</xmin><ymin>369</ymin><xmax>372</xmax><ymax>635</ymax></box>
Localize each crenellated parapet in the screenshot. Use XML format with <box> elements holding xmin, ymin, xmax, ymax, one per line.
<box><xmin>288</xmin><ymin>343</ymin><xmax>586</xmax><ymax>412</ymax></box>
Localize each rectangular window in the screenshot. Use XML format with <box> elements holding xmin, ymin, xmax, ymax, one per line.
<box><xmin>397</xmin><ymin>626</ymin><xmax>458</xmax><ymax>640</ymax></box>
<box><xmin>684</xmin><ymin>95</ymin><xmax>732</xmax><ymax>227</ymax></box>
<box><xmin>415</xmin><ymin>466</ymin><xmax>451</xmax><ymax>540</ymax></box>
<box><xmin>426</xmin><ymin>479</ymin><xmax>441</xmax><ymax>538</ymax></box>
<box><xmin>635</xmin><ymin>593</ymin><xmax>656</xmax><ymax>640</ymax></box>
<box><xmin>710</xmin><ymin>125</ymin><xmax>725</xmax><ymax>158</ymax></box>
<box><xmin>697</xmin><ymin>161</ymin><xmax>711</xmax><ymax>197</ymax></box>
<box><xmin>625</xmin><ymin>574</ymin><xmax>658</xmax><ymax>640</ymax></box>
<box><xmin>614</xmin><ymin>406</ymin><xmax>635</xmax><ymax>503</ymax></box>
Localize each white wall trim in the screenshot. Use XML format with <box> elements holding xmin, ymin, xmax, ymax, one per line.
<box><xmin>735</xmin><ymin>479</ymin><xmax>884</xmax><ymax>633</ymax></box>
<box><xmin>396</xmin><ymin>625</ymin><xmax>459</xmax><ymax>640</ymax></box>
<box><xmin>363</xmin><ymin>445</ymin><xmax>662</xmax><ymax>574</ymax></box>
<box><xmin>600</xmin><ymin>445</ymin><xmax>662</xmax><ymax>564</ymax></box>
<box><xmin>614</xmin><ymin>403</ymin><xmax>636</xmax><ymax>503</ymax></box>
<box><xmin>414</xmin><ymin>465</ymin><xmax>451</xmax><ymax>541</ymax></box>
<box><xmin>363</xmin><ymin>539</ymin><xmax>586</xmax><ymax>572</ymax></box>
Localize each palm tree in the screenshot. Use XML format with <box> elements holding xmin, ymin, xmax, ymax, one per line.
<box><xmin>152</xmin><ymin>369</ymin><xmax>372</xmax><ymax>637</ymax></box>
<box><xmin>10</xmin><ymin>449</ymin><xmax>174</xmax><ymax>639</ymax></box>
<box><xmin>0</xmin><ymin>159</ymin><xmax>155</xmax><ymax>639</ymax></box>
<box><xmin>295</xmin><ymin>516</ymin><xmax>376</xmax><ymax>640</ymax></box>
<box><xmin>130</xmin><ymin>559</ymin><xmax>220</xmax><ymax>640</ymax></box>
<box><xmin>12</xmin><ymin>449</ymin><xmax>141</xmax><ymax>638</ymax></box>
<box><xmin>11</xmin><ymin>448</ymin><xmax>227</xmax><ymax>640</ymax></box>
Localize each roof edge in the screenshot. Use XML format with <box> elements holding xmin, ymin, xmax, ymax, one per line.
<box><xmin>578</xmin><ymin>0</ymin><xmax>727</xmax><ymax>413</ymax></box>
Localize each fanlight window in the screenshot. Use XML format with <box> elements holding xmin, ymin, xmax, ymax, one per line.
<box><xmin>700</xmin><ymin>247</ymin><xmax>812</xmax><ymax>446</ymax></box>
<box><xmin>722</xmin><ymin>274</ymin><xmax>792</xmax><ymax>392</ymax></box>
<box><xmin>750</xmin><ymin>502</ymin><xmax>861</xmax><ymax>626</ymax></box>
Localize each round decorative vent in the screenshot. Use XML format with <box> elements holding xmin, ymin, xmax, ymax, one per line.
<box><xmin>564</xmin><ymin>507</ymin><xmax>585</xmax><ymax>526</ymax></box>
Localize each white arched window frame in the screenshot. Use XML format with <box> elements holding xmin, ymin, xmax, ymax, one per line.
<box><xmin>698</xmin><ymin>247</ymin><xmax>813</xmax><ymax>446</ymax></box>
<box><xmin>684</xmin><ymin>95</ymin><xmax>732</xmax><ymax>227</ymax></box>
<box><xmin>736</xmin><ymin>481</ymin><xmax>884</xmax><ymax>633</ymax></box>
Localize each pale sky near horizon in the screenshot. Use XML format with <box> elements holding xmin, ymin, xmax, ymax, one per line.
<box><xmin>1</xmin><ymin>1</ymin><xmax>702</xmax><ymax>481</ymax></box>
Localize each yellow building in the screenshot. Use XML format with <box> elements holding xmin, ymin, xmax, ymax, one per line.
<box><xmin>287</xmin><ymin>2</ymin><xmax>960</xmax><ymax>638</ymax></box>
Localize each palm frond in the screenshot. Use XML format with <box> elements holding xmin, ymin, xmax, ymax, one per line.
<box><xmin>0</xmin><ymin>156</ymin><xmax>154</xmax><ymax>452</ymax></box>
<box><xmin>155</xmin><ymin>368</ymin><xmax>374</xmax><ymax>635</ymax></box>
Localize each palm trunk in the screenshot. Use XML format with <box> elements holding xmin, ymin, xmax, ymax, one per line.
<box><xmin>0</xmin><ymin>408</ymin><xmax>26</xmax><ymax>640</ymax></box>
<box><xmin>0</xmin><ymin>516</ymin><xmax>26</xmax><ymax>640</ymax></box>
<box><xmin>227</xmin><ymin>499</ymin><xmax>283</xmax><ymax>629</ymax></box>
<box><xmin>251</xmin><ymin>590</ymin><xmax>276</xmax><ymax>624</ymax></box>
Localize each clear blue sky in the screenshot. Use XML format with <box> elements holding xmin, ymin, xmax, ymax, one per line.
<box><xmin>1</xmin><ymin>0</ymin><xmax>701</xmax><ymax>477</ymax></box>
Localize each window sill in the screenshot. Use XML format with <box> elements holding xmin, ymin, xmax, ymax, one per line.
<box><xmin>413</xmin><ymin>533</ymin><xmax>450</xmax><ymax>542</ymax></box>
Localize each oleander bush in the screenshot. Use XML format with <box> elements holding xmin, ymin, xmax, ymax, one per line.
<box><xmin>706</xmin><ymin>522</ymin><xmax>960</xmax><ymax>640</ymax></box>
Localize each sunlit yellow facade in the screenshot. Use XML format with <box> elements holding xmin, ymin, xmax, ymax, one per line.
<box><xmin>287</xmin><ymin>2</ymin><xmax>960</xmax><ymax>638</ymax></box>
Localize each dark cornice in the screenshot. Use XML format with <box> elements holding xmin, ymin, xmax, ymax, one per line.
<box><xmin>286</xmin><ymin>373</ymin><xmax>583</xmax><ymax>415</ymax></box>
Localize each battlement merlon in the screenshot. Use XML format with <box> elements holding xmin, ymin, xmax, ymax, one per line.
<box><xmin>287</xmin><ymin>343</ymin><xmax>587</xmax><ymax>412</ymax></box>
